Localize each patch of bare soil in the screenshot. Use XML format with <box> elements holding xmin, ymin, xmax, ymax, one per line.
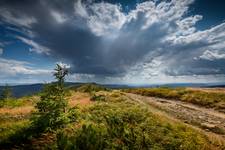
<box><xmin>125</xmin><ymin>93</ymin><xmax>225</xmax><ymax>139</ymax></box>
<box><xmin>69</xmin><ymin>92</ymin><xmax>91</xmax><ymax>107</ymax></box>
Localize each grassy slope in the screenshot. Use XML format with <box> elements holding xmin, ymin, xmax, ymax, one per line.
<box><xmin>124</xmin><ymin>87</ymin><xmax>225</xmax><ymax>112</ymax></box>
<box><xmin>0</xmin><ymin>86</ymin><xmax>224</xmax><ymax>149</ymax></box>
<box><xmin>55</xmin><ymin>91</ymin><xmax>215</xmax><ymax>150</ymax></box>
<box><xmin>0</xmin><ymin>96</ymin><xmax>38</xmax><ymax>144</ymax></box>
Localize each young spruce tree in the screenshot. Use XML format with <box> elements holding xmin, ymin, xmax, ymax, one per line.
<box><xmin>33</xmin><ymin>64</ymin><xmax>69</xmax><ymax>131</ymax></box>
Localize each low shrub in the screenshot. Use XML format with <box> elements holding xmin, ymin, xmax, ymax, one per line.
<box><xmin>67</xmin><ymin>106</ymin><xmax>79</xmax><ymax>122</ymax></box>
<box><xmin>90</xmin><ymin>93</ymin><xmax>106</xmax><ymax>101</ymax></box>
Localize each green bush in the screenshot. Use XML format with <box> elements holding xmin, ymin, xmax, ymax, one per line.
<box><xmin>67</xmin><ymin>106</ymin><xmax>79</xmax><ymax>122</ymax></box>
<box><xmin>90</xmin><ymin>93</ymin><xmax>106</xmax><ymax>101</ymax></box>
<box><xmin>57</xmin><ymin>123</ymin><xmax>107</xmax><ymax>150</ymax></box>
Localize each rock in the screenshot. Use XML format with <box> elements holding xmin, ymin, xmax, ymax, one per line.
<box><xmin>198</xmin><ymin>115</ymin><xmax>204</xmax><ymax>119</ymax></box>
<box><xmin>201</xmin><ymin>123</ymin><xmax>216</xmax><ymax>129</ymax></box>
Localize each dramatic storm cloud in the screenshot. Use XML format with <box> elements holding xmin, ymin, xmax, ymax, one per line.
<box><xmin>0</xmin><ymin>0</ymin><xmax>225</xmax><ymax>84</ymax></box>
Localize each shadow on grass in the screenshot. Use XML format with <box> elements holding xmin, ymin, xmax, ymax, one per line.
<box><xmin>0</xmin><ymin>124</ymin><xmax>46</xmax><ymax>149</ymax></box>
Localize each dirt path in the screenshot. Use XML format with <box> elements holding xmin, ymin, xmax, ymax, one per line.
<box><xmin>125</xmin><ymin>93</ymin><xmax>225</xmax><ymax>139</ymax></box>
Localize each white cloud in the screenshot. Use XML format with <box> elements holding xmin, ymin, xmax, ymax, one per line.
<box><xmin>6</xmin><ymin>26</ymin><xmax>35</xmax><ymax>37</ymax></box>
<box><xmin>0</xmin><ymin>58</ymin><xmax>52</xmax><ymax>83</ymax></box>
<box><xmin>126</xmin><ymin>0</ymin><xmax>195</xmax><ymax>30</ymax></box>
<box><xmin>16</xmin><ymin>36</ymin><xmax>50</xmax><ymax>54</ymax></box>
<box><xmin>51</xmin><ymin>10</ymin><xmax>67</xmax><ymax>23</ymax></box>
<box><xmin>199</xmin><ymin>50</ymin><xmax>225</xmax><ymax>61</ymax></box>
<box><xmin>0</xmin><ymin>8</ymin><xmax>37</xmax><ymax>28</ymax></box>
<box><xmin>88</xmin><ymin>2</ymin><xmax>126</xmax><ymax>36</ymax></box>
<box><xmin>176</xmin><ymin>15</ymin><xmax>203</xmax><ymax>36</ymax></box>
<box><xmin>0</xmin><ymin>58</ymin><xmax>51</xmax><ymax>76</ymax></box>
<box><xmin>74</xmin><ymin>0</ymin><xmax>89</xmax><ymax>18</ymax></box>
<box><xmin>74</xmin><ymin>1</ymin><xmax>126</xmax><ymax>36</ymax></box>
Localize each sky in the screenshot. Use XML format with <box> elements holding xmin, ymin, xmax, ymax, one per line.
<box><xmin>0</xmin><ymin>0</ymin><xmax>225</xmax><ymax>85</ymax></box>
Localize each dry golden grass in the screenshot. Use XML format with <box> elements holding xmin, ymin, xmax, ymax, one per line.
<box><xmin>0</xmin><ymin>106</ymin><xmax>34</xmax><ymax>116</ymax></box>
<box><xmin>69</xmin><ymin>92</ymin><xmax>91</xmax><ymax>107</ymax></box>
<box><xmin>188</xmin><ymin>87</ymin><xmax>225</xmax><ymax>93</ymax></box>
<box><xmin>0</xmin><ymin>92</ymin><xmax>91</xmax><ymax>117</ymax></box>
<box><xmin>69</xmin><ymin>97</ymin><xmax>91</xmax><ymax>107</ymax></box>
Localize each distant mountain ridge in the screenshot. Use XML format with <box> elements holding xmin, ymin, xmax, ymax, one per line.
<box><xmin>0</xmin><ymin>82</ymin><xmax>84</xmax><ymax>98</ymax></box>
<box><xmin>0</xmin><ymin>84</ymin><xmax>43</xmax><ymax>98</ymax></box>
<box><xmin>0</xmin><ymin>82</ymin><xmax>225</xmax><ymax>98</ymax></box>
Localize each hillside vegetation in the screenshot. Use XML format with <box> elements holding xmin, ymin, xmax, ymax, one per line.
<box><xmin>55</xmin><ymin>91</ymin><xmax>216</xmax><ymax>150</ymax></box>
<box><xmin>1</xmin><ymin>90</ymin><xmax>221</xmax><ymax>149</ymax></box>
<box><xmin>124</xmin><ymin>87</ymin><xmax>225</xmax><ymax>112</ymax></box>
<box><xmin>0</xmin><ymin>88</ymin><xmax>225</xmax><ymax>150</ymax></box>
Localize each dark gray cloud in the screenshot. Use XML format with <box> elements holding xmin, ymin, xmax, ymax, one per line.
<box><xmin>0</xmin><ymin>0</ymin><xmax>225</xmax><ymax>83</ymax></box>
